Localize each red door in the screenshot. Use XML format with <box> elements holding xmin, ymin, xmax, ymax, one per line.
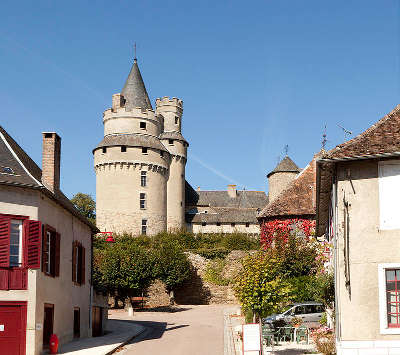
<box><xmin>0</xmin><ymin>302</ymin><xmax>27</xmax><ymax>355</ymax></box>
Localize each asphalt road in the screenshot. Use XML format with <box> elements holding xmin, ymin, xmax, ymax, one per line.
<box><xmin>118</xmin><ymin>305</ymin><xmax>227</xmax><ymax>355</ymax></box>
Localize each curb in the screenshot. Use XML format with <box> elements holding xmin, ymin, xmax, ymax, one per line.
<box><xmin>105</xmin><ymin>326</ymin><xmax>147</xmax><ymax>355</ymax></box>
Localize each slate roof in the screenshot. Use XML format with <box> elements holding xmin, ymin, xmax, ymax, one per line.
<box><xmin>185</xmin><ymin>183</ymin><xmax>268</xmax><ymax>224</ymax></box>
<box><xmin>94</xmin><ymin>133</ymin><xmax>169</xmax><ymax>153</ymax></box>
<box><xmin>258</xmin><ymin>156</ymin><xmax>318</xmax><ymax>219</ymax></box>
<box><xmin>0</xmin><ymin>126</ymin><xmax>97</xmax><ymax>231</ymax></box>
<box><xmin>121</xmin><ymin>59</ymin><xmax>152</xmax><ymax>110</ymax></box>
<box><xmin>324</xmin><ymin>104</ymin><xmax>400</xmax><ymax>160</ymax></box>
<box><xmin>267</xmin><ymin>156</ymin><xmax>300</xmax><ymax>178</ymax></box>
<box><xmin>159</xmin><ymin>131</ymin><xmax>189</xmax><ymax>146</ymax></box>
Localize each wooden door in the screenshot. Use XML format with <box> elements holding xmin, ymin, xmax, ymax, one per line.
<box><xmin>0</xmin><ymin>302</ymin><xmax>27</xmax><ymax>355</ymax></box>
<box><xmin>43</xmin><ymin>304</ymin><xmax>54</xmax><ymax>347</ymax></box>
<box><xmin>92</xmin><ymin>306</ymin><xmax>103</xmax><ymax>337</ymax></box>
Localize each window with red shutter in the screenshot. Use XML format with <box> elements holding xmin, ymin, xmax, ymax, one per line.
<box><xmin>0</xmin><ymin>217</ymin><xmax>10</xmax><ymax>268</ymax></box>
<box><xmin>81</xmin><ymin>246</ymin><xmax>85</xmax><ymax>285</ymax></box>
<box><xmin>72</xmin><ymin>241</ymin><xmax>85</xmax><ymax>286</ymax></box>
<box><xmin>24</xmin><ymin>220</ymin><xmax>41</xmax><ymax>269</ymax></box>
<box><xmin>42</xmin><ymin>225</ymin><xmax>60</xmax><ymax>278</ymax></box>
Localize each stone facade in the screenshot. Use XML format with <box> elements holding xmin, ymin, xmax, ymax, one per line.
<box><xmin>94</xmin><ymin>58</ymin><xmax>188</xmax><ymax>235</ymax></box>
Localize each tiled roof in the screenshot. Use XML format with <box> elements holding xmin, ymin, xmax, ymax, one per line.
<box><xmin>94</xmin><ymin>133</ymin><xmax>169</xmax><ymax>153</ymax></box>
<box><xmin>0</xmin><ymin>126</ymin><xmax>97</xmax><ymax>231</ymax></box>
<box><xmin>121</xmin><ymin>59</ymin><xmax>152</xmax><ymax>110</ymax></box>
<box><xmin>267</xmin><ymin>156</ymin><xmax>300</xmax><ymax>177</ymax></box>
<box><xmin>324</xmin><ymin>104</ymin><xmax>400</xmax><ymax>160</ymax></box>
<box><xmin>258</xmin><ymin>157</ymin><xmax>318</xmax><ymax>219</ymax></box>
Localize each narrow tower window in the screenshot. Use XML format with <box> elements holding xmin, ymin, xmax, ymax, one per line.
<box><xmin>141</xmin><ymin>171</ymin><xmax>147</xmax><ymax>187</ymax></box>
<box><xmin>175</xmin><ymin>117</ymin><xmax>179</xmax><ymax>125</ymax></box>
<box><xmin>141</xmin><ymin>219</ymin><xmax>147</xmax><ymax>235</ymax></box>
<box><xmin>142</xmin><ymin>147</ymin><xmax>148</xmax><ymax>154</ymax></box>
<box><xmin>245</xmin><ymin>223</ymin><xmax>250</xmax><ymax>228</ymax></box>
<box><xmin>102</xmin><ymin>147</ymin><xmax>107</xmax><ymax>153</ymax></box>
<box><xmin>168</xmin><ymin>139</ymin><xmax>173</xmax><ymax>145</ymax></box>
<box><xmin>140</xmin><ymin>193</ymin><xmax>146</xmax><ymax>209</ymax></box>
<box><xmin>160</xmin><ymin>151</ymin><xmax>164</xmax><ymax>157</ymax></box>
<box><xmin>121</xmin><ymin>146</ymin><xmax>126</xmax><ymax>152</ymax></box>
<box><xmin>140</xmin><ymin>122</ymin><xmax>146</xmax><ymax>130</ymax></box>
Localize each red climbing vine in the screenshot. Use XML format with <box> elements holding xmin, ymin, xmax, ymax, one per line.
<box><xmin>260</xmin><ymin>218</ymin><xmax>316</xmax><ymax>249</ymax></box>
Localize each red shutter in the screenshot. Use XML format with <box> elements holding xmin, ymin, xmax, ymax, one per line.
<box><xmin>42</xmin><ymin>226</ymin><xmax>48</xmax><ymax>273</ymax></box>
<box><xmin>0</xmin><ymin>269</ymin><xmax>8</xmax><ymax>290</ymax></box>
<box><xmin>72</xmin><ymin>242</ymin><xmax>77</xmax><ymax>283</ymax></box>
<box><xmin>55</xmin><ymin>233</ymin><xmax>60</xmax><ymax>277</ymax></box>
<box><xmin>0</xmin><ymin>217</ymin><xmax>10</xmax><ymax>268</ymax></box>
<box><xmin>80</xmin><ymin>246</ymin><xmax>85</xmax><ymax>285</ymax></box>
<box><xmin>24</xmin><ymin>220</ymin><xmax>41</xmax><ymax>269</ymax></box>
<box><xmin>9</xmin><ymin>269</ymin><xmax>27</xmax><ymax>289</ymax></box>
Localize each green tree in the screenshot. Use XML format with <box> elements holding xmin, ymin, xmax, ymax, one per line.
<box><xmin>71</xmin><ymin>193</ymin><xmax>96</xmax><ymax>225</ymax></box>
<box><xmin>152</xmin><ymin>239</ymin><xmax>191</xmax><ymax>303</ymax></box>
<box><xmin>93</xmin><ymin>239</ymin><xmax>155</xmax><ymax>305</ymax></box>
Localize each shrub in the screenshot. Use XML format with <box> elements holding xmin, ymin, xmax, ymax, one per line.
<box><xmin>204</xmin><ymin>258</ymin><xmax>231</xmax><ymax>286</ymax></box>
<box><xmin>310</xmin><ymin>327</ymin><xmax>336</xmax><ymax>355</ymax></box>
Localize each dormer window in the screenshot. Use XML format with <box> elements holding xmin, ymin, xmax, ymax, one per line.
<box><xmin>121</xmin><ymin>146</ymin><xmax>126</xmax><ymax>152</ymax></box>
<box><xmin>140</xmin><ymin>122</ymin><xmax>146</xmax><ymax>130</ymax></box>
<box><xmin>142</xmin><ymin>147</ymin><xmax>148</xmax><ymax>154</ymax></box>
<box><xmin>1</xmin><ymin>166</ymin><xmax>14</xmax><ymax>175</ymax></box>
<box><xmin>168</xmin><ymin>139</ymin><xmax>173</xmax><ymax>145</ymax></box>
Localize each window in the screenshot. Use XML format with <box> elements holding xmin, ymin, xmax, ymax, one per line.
<box><xmin>73</xmin><ymin>308</ymin><xmax>80</xmax><ymax>338</ymax></box>
<box><xmin>160</xmin><ymin>151</ymin><xmax>164</xmax><ymax>157</ymax></box>
<box><xmin>175</xmin><ymin>117</ymin><xmax>178</xmax><ymax>125</ymax></box>
<box><xmin>231</xmin><ymin>223</ymin><xmax>236</xmax><ymax>227</ymax></box>
<box><xmin>0</xmin><ymin>166</ymin><xmax>14</xmax><ymax>175</ymax></box>
<box><xmin>140</xmin><ymin>122</ymin><xmax>146</xmax><ymax>130</ymax></box>
<box><xmin>121</xmin><ymin>146</ymin><xmax>126</xmax><ymax>152</ymax></box>
<box><xmin>202</xmin><ymin>222</ymin><xmax>206</xmax><ymax>226</ymax></box>
<box><xmin>72</xmin><ymin>241</ymin><xmax>85</xmax><ymax>285</ymax></box>
<box><xmin>140</xmin><ymin>193</ymin><xmax>146</xmax><ymax>209</ymax></box>
<box><xmin>141</xmin><ymin>171</ymin><xmax>147</xmax><ymax>187</ymax></box>
<box><xmin>379</xmin><ymin>264</ymin><xmax>400</xmax><ymax>334</ymax></box>
<box><xmin>141</xmin><ymin>219</ymin><xmax>147</xmax><ymax>235</ymax></box>
<box><xmin>379</xmin><ymin>161</ymin><xmax>400</xmax><ymax>229</ymax></box>
<box><xmin>142</xmin><ymin>147</ymin><xmax>148</xmax><ymax>154</ymax></box>
<box><xmin>10</xmin><ymin>220</ymin><xmax>23</xmax><ymax>267</ymax></box>
<box><xmin>102</xmin><ymin>147</ymin><xmax>107</xmax><ymax>153</ymax></box>
<box><xmin>42</xmin><ymin>226</ymin><xmax>60</xmax><ymax>278</ymax></box>
<box><xmin>168</xmin><ymin>139</ymin><xmax>173</xmax><ymax>145</ymax></box>
<box><xmin>245</xmin><ymin>222</ymin><xmax>250</xmax><ymax>228</ymax></box>
<box><xmin>216</xmin><ymin>222</ymin><xmax>221</xmax><ymax>226</ymax></box>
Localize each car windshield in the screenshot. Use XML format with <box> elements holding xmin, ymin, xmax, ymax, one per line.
<box><xmin>282</xmin><ymin>305</ymin><xmax>294</xmax><ymax>314</ymax></box>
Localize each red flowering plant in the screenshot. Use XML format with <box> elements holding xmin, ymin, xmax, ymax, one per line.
<box><xmin>310</xmin><ymin>326</ymin><xmax>336</xmax><ymax>355</ymax></box>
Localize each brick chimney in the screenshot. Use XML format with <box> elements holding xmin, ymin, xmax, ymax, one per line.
<box><xmin>227</xmin><ymin>184</ymin><xmax>237</xmax><ymax>198</ymax></box>
<box><xmin>42</xmin><ymin>132</ymin><xmax>61</xmax><ymax>193</ymax></box>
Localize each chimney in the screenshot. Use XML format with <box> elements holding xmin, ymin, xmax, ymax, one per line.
<box><xmin>42</xmin><ymin>132</ymin><xmax>61</xmax><ymax>193</ymax></box>
<box><xmin>227</xmin><ymin>184</ymin><xmax>237</xmax><ymax>198</ymax></box>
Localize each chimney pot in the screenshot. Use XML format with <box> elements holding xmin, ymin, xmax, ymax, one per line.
<box><xmin>42</xmin><ymin>132</ymin><xmax>61</xmax><ymax>193</ymax></box>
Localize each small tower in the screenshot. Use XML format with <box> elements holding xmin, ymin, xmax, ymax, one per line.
<box><xmin>156</xmin><ymin>97</ymin><xmax>188</xmax><ymax>230</ymax></box>
<box><xmin>267</xmin><ymin>156</ymin><xmax>300</xmax><ymax>202</ymax></box>
<box><xmin>93</xmin><ymin>57</ymin><xmax>170</xmax><ymax>235</ymax></box>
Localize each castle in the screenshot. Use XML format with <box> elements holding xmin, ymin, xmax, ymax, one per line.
<box><xmin>94</xmin><ymin>55</ymin><xmax>270</xmax><ymax>235</ymax></box>
<box><xmin>93</xmin><ymin>56</ymin><xmax>188</xmax><ymax>235</ymax></box>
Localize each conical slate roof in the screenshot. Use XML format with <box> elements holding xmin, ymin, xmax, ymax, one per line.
<box><xmin>121</xmin><ymin>59</ymin><xmax>152</xmax><ymax>110</ymax></box>
<box><xmin>267</xmin><ymin>156</ymin><xmax>300</xmax><ymax>177</ymax></box>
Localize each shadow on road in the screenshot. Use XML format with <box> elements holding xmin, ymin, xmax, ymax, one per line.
<box><xmin>134</xmin><ymin>306</ymin><xmax>192</xmax><ymax>313</ymax></box>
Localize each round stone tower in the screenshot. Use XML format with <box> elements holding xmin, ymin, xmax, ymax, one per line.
<box><xmin>157</xmin><ymin>97</ymin><xmax>188</xmax><ymax>230</ymax></box>
<box><xmin>93</xmin><ymin>58</ymin><xmax>171</xmax><ymax>235</ymax></box>
<box><xmin>267</xmin><ymin>155</ymin><xmax>300</xmax><ymax>202</ymax></box>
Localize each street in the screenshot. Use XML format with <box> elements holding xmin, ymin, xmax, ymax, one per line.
<box><xmin>117</xmin><ymin>305</ymin><xmax>227</xmax><ymax>355</ymax></box>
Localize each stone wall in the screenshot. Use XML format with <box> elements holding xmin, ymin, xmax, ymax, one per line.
<box><xmin>145</xmin><ymin>250</ymin><xmax>251</xmax><ymax>306</ymax></box>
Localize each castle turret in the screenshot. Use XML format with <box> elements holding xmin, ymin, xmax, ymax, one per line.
<box><xmin>267</xmin><ymin>156</ymin><xmax>300</xmax><ymax>202</ymax></box>
<box><xmin>156</xmin><ymin>97</ymin><xmax>188</xmax><ymax>230</ymax></box>
<box><xmin>94</xmin><ymin>57</ymin><xmax>169</xmax><ymax>235</ymax></box>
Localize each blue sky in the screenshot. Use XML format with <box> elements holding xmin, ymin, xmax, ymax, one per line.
<box><xmin>0</xmin><ymin>0</ymin><xmax>399</xmax><ymax>198</ymax></box>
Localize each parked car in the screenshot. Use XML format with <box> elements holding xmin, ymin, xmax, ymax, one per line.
<box><xmin>263</xmin><ymin>302</ymin><xmax>325</xmax><ymax>327</ymax></box>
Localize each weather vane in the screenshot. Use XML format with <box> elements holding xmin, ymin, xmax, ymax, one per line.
<box><xmin>284</xmin><ymin>144</ymin><xmax>289</xmax><ymax>156</ymax></box>
<box><xmin>134</xmin><ymin>42</ymin><xmax>137</xmax><ymax>60</ymax></box>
